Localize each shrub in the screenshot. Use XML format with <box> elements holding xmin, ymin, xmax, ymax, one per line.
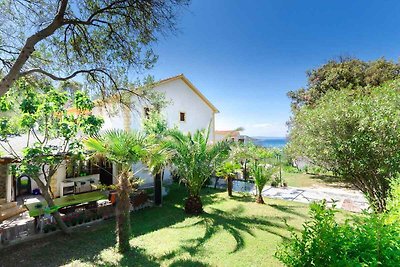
<box><xmin>283</xmin><ymin>165</ymin><xmax>301</xmax><ymax>174</ymax></box>
<box><xmin>275</xmin><ymin>201</ymin><xmax>400</xmax><ymax>266</ymax></box>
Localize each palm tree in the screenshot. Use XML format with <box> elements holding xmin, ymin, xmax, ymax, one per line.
<box><xmin>85</xmin><ymin>129</ymin><xmax>145</xmax><ymax>252</ymax></box>
<box><xmin>250</xmin><ymin>162</ymin><xmax>276</xmax><ymax>204</ymax></box>
<box><xmin>166</xmin><ymin>128</ymin><xmax>229</xmax><ymax>214</ymax></box>
<box><xmin>143</xmin><ymin>138</ymin><xmax>171</xmax><ymax>206</ymax></box>
<box><xmin>216</xmin><ymin>161</ymin><xmax>241</xmax><ymax>196</ymax></box>
<box><xmin>142</xmin><ymin>111</ymin><xmax>170</xmax><ymax>206</ymax></box>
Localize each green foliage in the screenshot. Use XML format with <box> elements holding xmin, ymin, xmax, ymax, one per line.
<box><xmin>0</xmin><ymin>80</ymin><xmax>103</xmax><ymax>233</ymax></box>
<box><xmin>85</xmin><ymin>129</ymin><xmax>145</xmax><ymax>168</ymax></box>
<box><xmin>288</xmin><ymin>57</ymin><xmax>400</xmax><ymax>110</ymax></box>
<box><xmin>275</xmin><ymin>200</ymin><xmax>400</xmax><ymax>266</ymax></box>
<box><xmin>250</xmin><ymin>162</ymin><xmax>276</xmax><ymax>195</ymax></box>
<box><xmin>142</xmin><ymin>110</ymin><xmax>168</xmax><ymax>137</ymax></box>
<box><xmin>166</xmin><ymin>128</ymin><xmax>230</xmax><ymax>197</ymax></box>
<box><xmin>216</xmin><ymin>161</ymin><xmax>240</xmax><ymax>180</ymax></box>
<box><xmin>85</xmin><ymin>129</ymin><xmax>145</xmax><ymax>252</ymax></box>
<box><xmin>0</xmin><ymin>80</ymin><xmax>103</xmax><ymax>180</ymax></box>
<box><xmin>288</xmin><ymin>80</ymin><xmax>400</xmax><ymax>212</ymax></box>
<box><xmin>0</xmin><ymin>0</ymin><xmax>189</xmax><ymax>96</ymax></box>
<box><xmin>386</xmin><ymin>177</ymin><xmax>400</xmax><ymax>224</ymax></box>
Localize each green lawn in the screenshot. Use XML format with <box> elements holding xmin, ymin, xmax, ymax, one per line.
<box><xmin>0</xmin><ymin>184</ymin><xmax>350</xmax><ymax>267</ymax></box>
<box><xmin>282</xmin><ymin>171</ymin><xmax>351</xmax><ymax>188</ymax></box>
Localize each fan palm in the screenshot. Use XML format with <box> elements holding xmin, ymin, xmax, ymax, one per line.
<box><xmin>216</xmin><ymin>161</ymin><xmax>241</xmax><ymax>196</ymax></box>
<box><xmin>143</xmin><ymin>137</ymin><xmax>171</xmax><ymax>206</ymax></box>
<box><xmin>85</xmin><ymin>129</ymin><xmax>145</xmax><ymax>252</ymax></box>
<box><xmin>250</xmin><ymin>162</ymin><xmax>276</xmax><ymax>204</ymax></box>
<box><xmin>142</xmin><ymin>111</ymin><xmax>170</xmax><ymax>206</ymax></box>
<box><xmin>166</xmin><ymin>128</ymin><xmax>230</xmax><ymax>214</ymax></box>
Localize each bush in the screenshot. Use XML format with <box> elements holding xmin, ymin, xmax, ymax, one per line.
<box><xmin>283</xmin><ymin>165</ymin><xmax>301</xmax><ymax>174</ymax></box>
<box><xmin>275</xmin><ymin>201</ymin><xmax>400</xmax><ymax>266</ymax></box>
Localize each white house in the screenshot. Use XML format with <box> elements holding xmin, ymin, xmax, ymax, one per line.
<box><xmin>0</xmin><ymin>74</ymin><xmax>219</xmax><ymax>209</ymax></box>
<box><xmin>215</xmin><ymin>130</ymin><xmax>253</xmax><ymax>144</ymax></box>
<box><xmin>93</xmin><ymin>74</ymin><xmax>219</xmax><ymax>185</ymax></box>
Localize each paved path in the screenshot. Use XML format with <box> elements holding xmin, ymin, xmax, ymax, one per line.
<box><xmin>212</xmin><ymin>179</ymin><xmax>369</xmax><ymax>212</ymax></box>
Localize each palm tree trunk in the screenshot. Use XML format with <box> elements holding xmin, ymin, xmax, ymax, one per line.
<box><xmin>227</xmin><ymin>177</ymin><xmax>233</xmax><ymax>197</ymax></box>
<box><xmin>185</xmin><ymin>195</ymin><xmax>203</xmax><ymax>215</ymax></box>
<box><xmin>256</xmin><ymin>194</ymin><xmax>265</xmax><ymax>204</ymax></box>
<box><xmin>116</xmin><ymin>170</ymin><xmax>132</xmax><ymax>253</ymax></box>
<box><xmin>154</xmin><ymin>171</ymin><xmax>162</xmax><ymax>206</ymax></box>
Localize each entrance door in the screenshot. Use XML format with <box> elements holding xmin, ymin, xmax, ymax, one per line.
<box><xmin>17</xmin><ymin>175</ymin><xmax>31</xmax><ymax>196</ymax></box>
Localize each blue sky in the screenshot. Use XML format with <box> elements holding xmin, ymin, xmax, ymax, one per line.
<box><xmin>144</xmin><ymin>0</ymin><xmax>400</xmax><ymax>137</ymax></box>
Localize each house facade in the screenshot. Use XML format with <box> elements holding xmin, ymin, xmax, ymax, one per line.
<box><xmin>215</xmin><ymin>130</ymin><xmax>252</xmax><ymax>144</ymax></box>
<box><xmin>1</xmin><ymin>74</ymin><xmax>219</xmax><ymax>206</ymax></box>
<box><xmin>94</xmin><ymin>74</ymin><xmax>219</xmax><ymax>185</ymax></box>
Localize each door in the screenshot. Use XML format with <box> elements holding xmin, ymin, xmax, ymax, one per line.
<box><xmin>17</xmin><ymin>175</ymin><xmax>31</xmax><ymax>196</ymax></box>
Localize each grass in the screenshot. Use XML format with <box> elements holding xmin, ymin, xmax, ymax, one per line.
<box><xmin>282</xmin><ymin>171</ymin><xmax>351</xmax><ymax>188</ymax></box>
<box><xmin>0</xmin><ymin>184</ymin><xmax>351</xmax><ymax>267</ymax></box>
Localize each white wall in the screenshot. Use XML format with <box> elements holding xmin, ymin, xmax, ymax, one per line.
<box><xmin>93</xmin><ymin>78</ymin><xmax>216</xmax><ymax>185</ymax></box>
<box><xmin>94</xmin><ymin>78</ymin><xmax>215</xmax><ymax>140</ymax></box>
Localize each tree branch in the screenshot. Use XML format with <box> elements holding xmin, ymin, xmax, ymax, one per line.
<box><xmin>0</xmin><ymin>0</ymin><xmax>69</xmax><ymax>95</ymax></box>
<box><xmin>19</xmin><ymin>68</ymin><xmax>104</xmax><ymax>81</ymax></box>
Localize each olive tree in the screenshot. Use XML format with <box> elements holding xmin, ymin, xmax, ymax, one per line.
<box><xmin>0</xmin><ymin>0</ymin><xmax>189</xmax><ymax>98</ymax></box>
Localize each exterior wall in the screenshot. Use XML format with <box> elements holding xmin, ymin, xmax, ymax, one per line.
<box><xmin>93</xmin><ymin>78</ymin><xmax>216</xmax><ymax>185</ymax></box>
<box><xmin>94</xmin><ymin>79</ymin><xmax>215</xmax><ymax>139</ymax></box>
<box><xmin>20</xmin><ymin>162</ymin><xmax>66</xmax><ymax>198</ymax></box>
<box><xmin>154</xmin><ymin>79</ymin><xmax>215</xmax><ymax>141</ymax></box>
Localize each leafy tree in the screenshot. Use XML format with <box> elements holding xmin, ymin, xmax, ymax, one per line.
<box><xmin>85</xmin><ymin>129</ymin><xmax>145</xmax><ymax>252</ymax></box>
<box><xmin>0</xmin><ymin>0</ymin><xmax>189</xmax><ymax>97</ymax></box>
<box><xmin>250</xmin><ymin>162</ymin><xmax>276</xmax><ymax>204</ymax></box>
<box><xmin>275</xmin><ymin>199</ymin><xmax>400</xmax><ymax>266</ymax></box>
<box><xmin>142</xmin><ymin>111</ymin><xmax>170</xmax><ymax>206</ymax></box>
<box><xmin>0</xmin><ymin>79</ymin><xmax>103</xmax><ymax>233</ymax></box>
<box><xmin>216</xmin><ymin>161</ymin><xmax>240</xmax><ymax>197</ymax></box>
<box><xmin>166</xmin><ymin>128</ymin><xmax>229</xmax><ymax>214</ymax></box>
<box><xmin>287</xmin><ymin>80</ymin><xmax>400</xmax><ymax>212</ymax></box>
<box><xmin>230</xmin><ymin>142</ymin><xmax>275</xmax><ymax>182</ymax></box>
<box><xmin>288</xmin><ymin>57</ymin><xmax>400</xmax><ymax>111</ymax></box>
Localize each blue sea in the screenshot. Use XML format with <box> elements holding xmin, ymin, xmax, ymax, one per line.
<box><xmin>253</xmin><ymin>137</ymin><xmax>287</xmax><ymax>148</ymax></box>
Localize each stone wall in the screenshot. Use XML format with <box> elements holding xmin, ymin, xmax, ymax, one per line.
<box><xmin>0</xmin><ymin>164</ymin><xmax>7</xmax><ymax>199</ymax></box>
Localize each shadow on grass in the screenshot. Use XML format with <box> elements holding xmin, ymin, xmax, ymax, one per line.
<box><xmin>230</xmin><ymin>193</ymin><xmax>255</xmax><ymax>203</ymax></box>
<box><xmin>169</xmin><ymin>259</ymin><xmax>211</xmax><ymax>267</ymax></box>
<box><xmin>162</xmin><ymin>204</ymin><xmax>289</xmax><ymax>261</ymax></box>
<box><xmin>0</xmin><ymin>224</ymin><xmax>160</xmax><ymax>267</ymax></box>
<box><xmin>0</xmin><ymin>184</ymin><xmax>297</xmax><ymax>267</ymax></box>
<box><xmin>268</xmin><ymin>203</ymin><xmax>309</xmax><ymax>219</ymax></box>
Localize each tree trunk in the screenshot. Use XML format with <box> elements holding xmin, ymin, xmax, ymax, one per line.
<box><xmin>185</xmin><ymin>195</ymin><xmax>203</xmax><ymax>215</ymax></box>
<box><xmin>214</xmin><ymin>177</ymin><xmax>220</xmax><ymax>189</ymax></box>
<box><xmin>116</xmin><ymin>171</ymin><xmax>132</xmax><ymax>253</ymax></box>
<box><xmin>0</xmin><ymin>0</ymin><xmax>68</xmax><ymax>96</ymax></box>
<box><xmin>227</xmin><ymin>177</ymin><xmax>233</xmax><ymax>197</ymax></box>
<box><xmin>256</xmin><ymin>194</ymin><xmax>265</xmax><ymax>204</ymax></box>
<box><xmin>243</xmin><ymin>161</ymin><xmax>248</xmax><ymax>180</ymax></box>
<box><xmin>154</xmin><ymin>172</ymin><xmax>162</xmax><ymax>206</ymax></box>
<box><xmin>32</xmin><ymin>177</ymin><xmax>70</xmax><ymax>233</ymax></box>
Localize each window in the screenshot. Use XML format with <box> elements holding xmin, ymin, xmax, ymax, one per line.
<box><xmin>144</xmin><ymin>107</ymin><xmax>150</xmax><ymax>118</ymax></box>
<box><xmin>179</xmin><ymin>112</ymin><xmax>186</xmax><ymax>122</ymax></box>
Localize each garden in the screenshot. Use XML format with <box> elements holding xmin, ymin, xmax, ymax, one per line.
<box><xmin>1</xmin><ymin>1</ymin><xmax>400</xmax><ymax>266</ymax></box>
